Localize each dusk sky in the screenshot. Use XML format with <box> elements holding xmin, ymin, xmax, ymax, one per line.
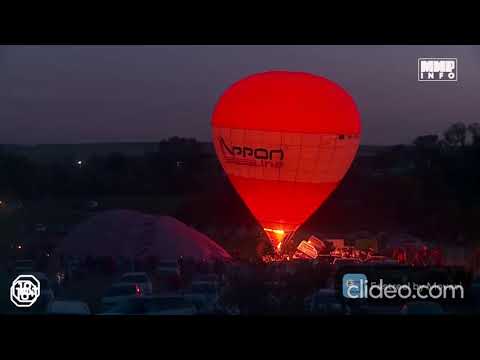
<box><xmin>1</xmin><ymin>45</ymin><xmax>479</xmax><ymax>145</ymax></box>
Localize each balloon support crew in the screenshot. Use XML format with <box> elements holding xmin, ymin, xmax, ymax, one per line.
<box><xmin>263</xmin><ymin>228</ymin><xmax>294</xmax><ymax>255</ymax></box>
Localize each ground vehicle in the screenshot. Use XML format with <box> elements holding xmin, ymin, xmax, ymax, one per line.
<box><xmin>156</xmin><ymin>261</ymin><xmax>179</xmax><ymax>275</ymax></box>
<box><xmin>315</xmin><ymin>255</ymin><xmax>335</xmax><ymax>264</ymax></box>
<box><xmin>47</xmin><ymin>301</ymin><xmax>91</xmax><ymax>315</ymax></box>
<box><xmin>305</xmin><ymin>289</ymin><xmax>351</xmax><ymax>315</ymax></box>
<box><xmin>14</xmin><ymin>260</ymin><xmax>34</xmax><ymax>274</ymax></box>
<box><xmin>333</xmin><ymin>258</ymin><xmax>361</xmax><ymax>266</ymax></box>
<box><xmin>86</xmin><ymin>200</ymin><xmax>99</xmax><ymax>209</ymax></box>
<box><xmin>101</xmin><ymin>283</ymin><xmax>144</xmax><ymax>309</ymax></box>
<box><xmin>357</xmin><ymin>304</ymin><xmax>403</xmax><ymax>315</ymax></box>
<box><xmin>35</xmin><ymin>224</ymin><xmax>47</xmax><ymax>232</ymax></box>
<box><xmin>116</xmin><ymin>272</ymin><xmax>153</xmax><ymax>294</ymax></box>
<box><xmin>340</xmin><ymin>246</ymin><xmax>356</xmax><ymax>258</ymax></box>
<box><xmin>182</xmin><ymin>281</ymin><xmax>219</xmax><ymax>314</ymax></box>
<box><xmin>192</xmin><ymin>274</ymin><xmax>219</xmax><ymax>283</ymax></box>
<box><xmin>471</xmin><ymin>278</ymin><xmax>480</xmax><ymax>312</ymax></box>
<box><xmin>363</xmin><ymin>256</ymin><xmax>398</xmax><ymax>265</ymax></box>
<box><xmin>472</xmin><ymin>277</ymin><xmax>480</xmax><ymax>293</ymax></box>
<box><xmin>14</xmin><ymin>272</ymin><xmax>55</xmax><ymax>312</ymax></box>
<box><xmin>32</xmin><ymin>272</ymin><xmax>55</xmax><ymax>308</ymax></box>
<box><xmin>99</xmin><ymin>295</ymin><xmax>197</xmax><ymax>315</ymax></box>
<box><xmin>400</xmin><ymin>301</ymin><xmax>445</xmax><ymax>315</ymax></box>
<box><xmin>155</xmin><ymin>261</ymin><xmax>181</xmax><ymax>290</ymax></box>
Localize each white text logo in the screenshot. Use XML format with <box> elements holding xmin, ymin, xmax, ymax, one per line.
<box><xmin>343</xmin><ymin>273</ymin><xmax>464</xmax><ymax>300</ymax></box>
<box><xmin>10</xmin><ymin>274</ymin><xmax>41</xmax><ymax>308</ymax></box>
<box><xmin>418</xmin><ymin>58</ymin><xmax>457</xmax><ymax>81</ymax></box>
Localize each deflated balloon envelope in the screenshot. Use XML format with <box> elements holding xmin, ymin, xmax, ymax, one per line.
<box><xmin>211</xmin><ymin>71</ymin><xmax>361</xmax><ymax>253</ymax></box>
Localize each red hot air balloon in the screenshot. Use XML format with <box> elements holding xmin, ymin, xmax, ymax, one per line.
<box><xmin>211</xmin><ymin>71</ymin><xmax>361</xmax><ymax>254</ymax></box>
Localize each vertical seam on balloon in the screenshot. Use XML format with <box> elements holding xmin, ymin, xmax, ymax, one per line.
<box><xmin>261</xmin><ymin>129</ymin><xmax>266</xmax><ymax>181</ymax></box>
<box><xmin>327</xmin><ymin>134</ymin><xmax>338</xmax><ymax>183</ymax></box>
<box><xmin>279</xmin><ymin>131</ymin><xmax>283</xmax><ymax>182</ymax></box>
<box><xmin>316</xmin><ymin>134</ymin><xmax>328</xmax><ymax>183</ymax></box>
<box><xmin>293</xmin><ymin>131</ymin><xmax>303</xmax><ymax>217</ymax></box>
<box><xmin>241</xmin><ymin>127</ymin><xmax>247</xmax><ymax>179</ymax></box>
<box><xmin>294</xmin><ymin>131</ymin><xmax>302</xmax><ymax>184</ymax></box>
<box><xmin>313</xmin><ymin>134</ymin><xmax>322</xmax><ymax>184</ymax></box>
<box><xmin>228</xmin><ymin>127</ymin><xmax>234</xmax><ymax>177</ymax></box>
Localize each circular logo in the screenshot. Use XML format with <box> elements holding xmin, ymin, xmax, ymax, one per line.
<box><xmin>10</xmin><ymin>275</ymin><xmax>41</xmax><ymax>308</ymax></box>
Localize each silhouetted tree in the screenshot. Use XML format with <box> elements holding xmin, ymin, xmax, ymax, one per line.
<box><xmin>468</xmin><ymin>123</ymin><xmax>480</xmax><ymax>146</ymax></box>
<box><xmin>443</xmin><ymin>122</ymin><xmax>467</xmax><ymax>147</ymax></box>
<box><xmin>414</xmin><ymin>134</ymin><xmax>439</xmax><ymax>149</ymax></box>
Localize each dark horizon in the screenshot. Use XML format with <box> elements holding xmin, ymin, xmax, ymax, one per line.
<box><xmin>0</xmin><ymin>140</ymin><xmax>407</xmax><ymax>147</ymax></box>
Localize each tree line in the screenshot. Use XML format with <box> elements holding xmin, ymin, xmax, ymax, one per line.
<box><xmin>1</xmin><ymin>125</ymin><xmax>480</xmax><ymax>254</ymax></box>
<box><xmin>0</xmin><ymin>137</ymin><xmax>215</xmax><ymax>200</ymax></box>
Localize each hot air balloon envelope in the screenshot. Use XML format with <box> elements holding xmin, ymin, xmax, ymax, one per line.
<box><xmin>212</xmin><ymin>71</ymin><xmax>361</xmax><ymax>253</ymax></box>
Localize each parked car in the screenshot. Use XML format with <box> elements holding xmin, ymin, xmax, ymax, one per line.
<box><xmin>192</xmin><ymin>274</ymin><xmax>219</xmax><ymax>283</ymax></box>
<box><xmin>400</xmin><ymin>301</ymin><xmax>445</xmax><ymax>315</ymax></box>
<box><xmin>17</xmin><ymin>272</ymin><xmax>55</xmax><ymax>311</ymax></box>
<box><xmin>14</xmin><ymin>260</ymin><xmax>35</xmax><ymax>274</ymax></box>
<box><xmin>471</xmin><ymin>278</ymin><xmax>480</xmax><ymax>313</ymax></box>
<box><xmin>333</xmin><ymin>258</ymin><xmax>361</xmax><ymax>266</ymax></box>
<box><xmin>34</xmin><ymin>272</ymin><xmax>55</xmax><ymax>306</ymax></box>
<box><xmin>155</xmin><ymin>261</ymin><xmax>181</xmax><ymax>290</ymax></box>
<box><xmin>156</xmin><ymin>261</ymin><xmax>179</xmax><ymax>276</ymax></box>
<box><xmin>305</xmin><ymin>288</ymin><xmax>351</xmax><ymax>315</ymax></box>
<box><xmin>86</xmin><ymin>200</ymin><xmax>99</xmax><ymax>210</ymax></box>
<box><xmin>363</xmin><ymin>256</ymin><xmax>398</xmax><ymax>265</ymax></box>
<box><xmin>315</xmin><ymin>255</ymin><xmax>335</xmax><ymax>265</ymax></box>
<box><xmin>116</xmin><ymin>272</ymin><xmax>153</xmax><ymax>295</ymax></box>
<box><xmin>182</xmin><ymin>281</ymin><xmax>220</xmax><ymax>314</ymax></box>
<box><xmin>357</xmin><ymin>304</ymin><xmax>403</xmax><ymax>315</ymax></box>
<box><xmin>99</xmin><ymin>295</ymin><xmax>197</xmax><ymax>315</ymax></box>
<box><xmin>471</xmin><ymin>277</ymin><xmax>480</xmax><ymax>292</ymax></box>
<box><xmin>47</xmin><ymin>301</ymin><xmax>91</xmax><ymax>315</ymax></box>
<box><xmin>101</xmin><ymin>283</ymin><xmax>144</xmax><ymax>309</ymax></box>
<box><xmin>35</xmin><ymin>224</ymin><xmax>47</xmax><ymax>232</ymax></box>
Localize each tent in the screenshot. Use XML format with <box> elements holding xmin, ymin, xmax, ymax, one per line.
<box><xmin>59</xmin><ymin>209</ymin><xmax>231</xmax><ymax>262</ymax></box>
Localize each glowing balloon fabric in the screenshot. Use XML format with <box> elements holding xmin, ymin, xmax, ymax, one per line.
<box><xmin>212</xmin><ymin>71</ymin><xmax>361</xmax><ymax>253</ymax></box>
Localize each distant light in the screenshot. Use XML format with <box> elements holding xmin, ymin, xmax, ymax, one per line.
<box><xmin>77</xmin><ymin>160</ymin><xmax>83</xmax><ymax>166</ymax></box>
<box><xmin>17</xmin><ymin>245</ymin><xmax>22</xmax><ymax>250</ymax></box>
